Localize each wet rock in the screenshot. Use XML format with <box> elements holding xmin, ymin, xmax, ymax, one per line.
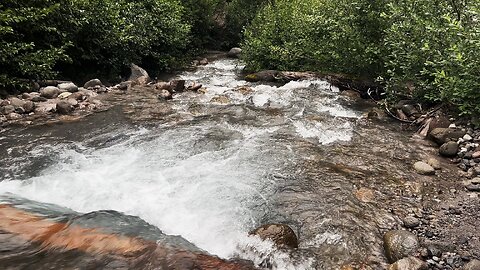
<box><xmin>158</xmin><ymin>89</ymin><xmax>172</xmax><ymax>100</ymax></box>
<box><xmin>155</xmin><ymin>81</ymin><xmax>171</xmax><ymax>90</ymax></box>
<box><xmin>58</xmin><ymin>92</ymin><xmax>72</xmax><ymax>99</ymax></box>
<box><xmin>388</xmin><ymin>256</ymin><xmax>427</xmax><ymax>270</ymax></box>
<box><xmin>6</xmin><ymin>112</ymin><xmax>21</xmax><ymax>120</ymax></box>
<box><xmin>84</xmin><ymin>79</ymin><xmax>103</xmax><ymax>89</ymax></box>
<box><xmin>235</xmin><ymin>86</ymin><xmax>253</xmax><ymax>95</ymax></box>
<box><xmin>199</xmin><ymin>58</ymin><xmax>209</xmax><ymax>65</ymax></box>
<box><xmin>129</xmin><ymin>64</ymin><xmax>150</xmax><ymax>85</ymax></box>
<box><xmin>56</xmin><ymin>100</ymin><xmax>74</xmax><ymax>114</ymax></box>
<box><xmin>58</xmin><ymin>82</ymin><xmax>78</xmax><ymax>93</ymax></box>
<box><xmin>186</xmin><ymin>82</ymin><xmax>202</xmax><ymax>92</ymax></box>
<box><xmin>401</xmin><ymin>104</ymin><xmax>419</xmax><ymax>117</ymax></box>
<box><xmin>427</xmin><ymin>158</ymin><xmax>442</xmax><ymax>170</ymax></box>
<box><xmin>341</xmin><ymin>90</ymin><xmax>361</xmax><ymax>100</ymax></box>
<box><xmin>367</xmin><ymin>107</ymin><xmax>387</xmax><ymax>120</ymax></box>
<box><xmin>414</xmin><ymin>161</ymin><xmax>435</xmax><ymax>175</ymax></box>
<box><xmin>463</xmin><ymin>259</ymin><xmax>480</xmax><ymax>270</ymax></box>
<box><xmin>40</xmin><ymin>86</ymin><xmax>60</xmax><ymax>98</ymax></box>
<box><xmin>117</xmin><ymin>81</ymin><xmax>131</xmax><ymax>91</ymax></box>
<box><xmin>22</xmin><ymin>101</ymin><xmax>35</xmax><ymax>113</ymax></box>
<box><xmin>429</xmin><ymin>128</ymin><xmax>466</xmax><ymax>145</ymax></box>
<box><xmin>31</xmin><ymin>96</ymin><xmax>48</xmax><ymax>102</ymax></box>
<box><xmin>211</xmin><ymin>95</ymin><xmax>230</xmax><ymax>104</ymax></box>
<box><xmin>403</xmin><ymin>216</ymin><xmax>420</xmax><ymax>228</ymax></box>
<box><xmin>439</xmin><ymin>141</ymin><xmax>459</xmax><ymax>157</ymax></box>
<box><xmin>463</xmin><ymin>178</ymin><xmax>480</xmax><ymax>192</ymax></box>
<box><xmin>245</xmin><ymin>70</ymin><xmax>278</xmax><ymax>82</ymax></box>
<box><xmin>227</xmin><ymin>47</ymin><xmax>242</xmax><ymax>58</ymax></box>
<box><xmin>0</xmin><ymin>105</ymin><xmax>15</xmax><ymax>115</ymax></box>
<box><xmin>384</xmin><ymin>230</ymin><xmax>420</xmax><ymax>263</ymax></box>
<box><xmin>170</xmin><ymin>80</ymin><xmax>185</xmax><ymax>92</ymax></box>
<box><xmin>250</xmin><ymin>224</ymin><xmax>298</xmax><ymax>249</ymax></box>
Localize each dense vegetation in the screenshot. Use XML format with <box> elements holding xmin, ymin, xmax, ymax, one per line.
<box><xmin>243</xmin><ymin>0</ymin><xmax>480</xmax><ymax>116</ymax></box>
<box><xmin>1</xmin><ymin>0</ymin><xmax>479</xmax><ymax>116</ymax></box>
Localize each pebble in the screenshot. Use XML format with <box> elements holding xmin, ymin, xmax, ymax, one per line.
<box><xmin>403</xmin><ymin>216</ymin><xmax>420</xmax><ymax>228</ymax></box>
<box><xmin>464</xmin><ymin>134</ymin><xmax>473</xmax><ymax>141</ymax></box>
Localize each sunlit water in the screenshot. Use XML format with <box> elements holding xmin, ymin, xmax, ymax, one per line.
<box><xmin>0</xmin><ymin>59</ymin><xmax>388</xmax><ymax>269</ymax></box>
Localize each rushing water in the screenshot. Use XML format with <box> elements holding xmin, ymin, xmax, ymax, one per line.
<box><xmin>0</xmin><ymin>59</ymin><xmax>421</xmax><ymax>269</ymax></box>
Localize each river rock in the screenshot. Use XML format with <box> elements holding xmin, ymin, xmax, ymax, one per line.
<box><xmin>463</xmin><ymin>178</ymin><xmax>480</xmax><ymax>192</ymax></box>
<box><xmin>250</xmin><ymin>224</ymin><xmax>298</xmax><ymax>249</ymax></box>
<box><xmin>341</xmin><ymin>90</ymin><xmax>362</xmax><ymax>100</ymax></box>
<box><xmin>227</xmin><ymin>47</ymin><xmax>242</xmax><ymax>58</ymax></box>
<box><xmin>9</xmin><ymin>97</ymin><xmax>25</xmax><ymax>109</ymax></box>
<box><xmin>211</xmin><ymin>95</ymin><xmax>230</xmax><ymax>104</ymax></box>
<box><xmin>155</xmin><ymin>81</ymin><xmax>171</xmax><ymax>90</ymax></box>
<box><xmin>473</xmin><ymin>151</ymin><xmax>480</xmax><ymax>159</ymax></box>
<box><xmin>22</xmin><ymin>101</ymin><xmax>35</xmax><ymax>113</ymax></box>
<box><xmin>388</xmin><ymin>256</ymin><xmax>427</xmax><ymax>270</ymax></box>
<box><xmin>0</xmin><ymin>105</ymin><xmax>15</xmax><ymax>115</ymax></box>
<box><xmin>56</xmin><ymin>101</ymin><xmax>74</xmax><ymax>114</ymax></box>
<box><xmin>58</xmin><ymin>92</ymin><xmax>72</xmax><ymax>99</ymax></box>
<box><xmin>245</xmin><ymin>70</ymin><xmax>278</xmax><ymax>82</ymax></box>
<box><xmin>401</xmin><ymin>104</ymin><xmax>419</xmax><ymax>117</ymax></box>
<box><xmin>199</xmin><ymin>58</ymin><xmax>209</xmax><ymax>65</ymax></box>
<box><xmin>427</xmin><ymin>158</ymin><xmax>441</xmax><ymax>170</ymax></box>
<box><xmin>6</xmin><ymin>112</ymin><xmax>21</xmax><ymax>120</ymax></box>
<box><xmin>403</xmin><ymin>216</ymin><xmax>420</xmax><ymax>228</ymax></box>
<box><xmin>117</xmin><ymin>81</ymin><xmax>131</xmax><ymax>91</ymax></box>
<box><xmin>34</xmin><ymin>101</ymin><xmax>56</xmax><ymax>114</ymax></box>
<box><xmin>84</xmin><ymin>79</ymin><xmax>103</xmax><ymax>89</ymax></box>
<box><xmin>439</xmin><ymin>141</ymin><xmax>459</xmax><ymax>157</ymax></box>
<box><xmin>32</xmin><ymin>96</ymin><xmax>48</xmax><ymax>102</ymax></box>
<box><xmin>58</xmin><ymin>82</ymin><xmax>78</xmax><ymax>93</ymax></box>
<box><xmin>170</xmin><ymin>80</ymin><xmax>185</xmax><ymax>92</ymax></box>
<box><xmin>463</xmin><ymin>259</ymin><xmax>480</xmax><ymax>270</ymax></box>
<box><xmin>158</xmin><ymin>89</ymin><xmax>172</xmax><ymax>100</ymax></box>
<box><xmin>40</xmin><ymin>86</ymin><xmax>60</xmax><ymax>98</ymax></box>
<box><xmin>355</xmin><ymin>187</ymin><xmax>375</xmax><ymax>203</ymax></box>
<box><xmin>429</xmin><ymin>128</ymin><xmax>466</xmax><ymax>145</ymax></box>
<box><xmin>414</xmin><ymin>161</ymin><xmax>435</xmax><ymax>175</ymax></box>
<box><xmin>129</xmin><ymin>64</ymin><xmax>150</xmax><ymax>85</ymax></box>
<box><xmin>384</xmin><ymin>230</ymin><xmax>420</xmax><ymax>263</ymax></box>
<box><xmin>186</xmin><ymin>82</ymin><xmax>202</xmax><ymax>92</ymax></box>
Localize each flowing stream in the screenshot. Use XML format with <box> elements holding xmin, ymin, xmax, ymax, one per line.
<box><xmin>0</xmin><ymin>59</ymin><xmax>423</xmax><ymax>269</ymax></box>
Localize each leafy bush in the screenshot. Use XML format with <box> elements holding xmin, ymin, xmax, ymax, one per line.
<box><xmin>381</xmin><ymin>0</ymin><xmax>480</xmax><ymax>115</ymax></box>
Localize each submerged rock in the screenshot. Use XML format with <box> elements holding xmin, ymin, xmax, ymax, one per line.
<box><xmin>250</xmin><ymin>224</ymin><xmax>298</xmax><ymax>249</ymax></box>
<box><xmin>384</xmin><ymin>230</ymin><xmax>419</xmax><ymax>263</ymax></box>
<box><xmin>388</xmin><ymin>256</ymin><xmax>427</xmax><ymax>270</ymax></box>
<box><xmin>414</xmin><ymin>161</ymin><xmax>435</xmax><ymax>175</ymax></box>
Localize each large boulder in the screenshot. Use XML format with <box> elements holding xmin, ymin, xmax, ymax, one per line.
<box><xmin>384</xmin><ymin>230</ymin><xmax>419</xmax><ymax>263</ymax></box>
<box><xmin>40</xmin><ymin>86</ymin><xmax>61</xmax><ymax>99</ymax></box>
<box><xmin>463</xmin><ymin>259</ymin><xmax>480</xmax><ymax>270</ymax></box>
<box><xmin>388</xmin><ymin>256</ymin><xmax>427</xmax><ymax>270</ymax></box>
<box><xmin>129</xmin><ymin>64</ymin><xmax>150</xmax><ymax>85</ymax></box>
<box><xmin>250</xmin><ymin>224</ymin><xmax>298</xmax><ymax>249</ymax></box>
<box><xmin>84</xmin><ymin>79</ymin><xmax>103</xmax><ymax>89</ymax></box>
<box><xmin>227</xmin><ymin>47</ymin><xmax>242</xmax><ymax>58</ymax></box>
<box><xmin>439</xmin><ymin>141</ymin><xmax>459</xmax><ymax>157</ymax></box>
<box><xmin>58</xmin><ymin>82</ymin><xmax>78</xmax><ymax>93</ymax></box>
<box><xmin>429</xmin><ymin>128</ymin><xmax>466</xmax><ymax>145</ymax></box>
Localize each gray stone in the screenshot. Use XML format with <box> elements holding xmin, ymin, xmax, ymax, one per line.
<box><xmin>388</xmin><ymin>256</ymin><xmax>427</xmax><ymax>270</ymax></box>
<box><xmin>129</xmin><ymin>64</ymin><xmax>150</xmax><ymax>85</ymax></box>
<box><xmin>463</xmin><ymin>259</ymin><xmax>480</xmax><ymax>270</ymax></box>
<box><xmin>414</xmin><ymin>161</ymin><xmax>435</xmax><ymax>175</ymax></box>
<box><xmin>22</xmin><ymin>101</ymin><xmax>35</xmax><ymax>113</ymax></box>
<box><xmin>40</xmin><ymin>86</ymin><xmax>60</xmax><ymax>98</ymax></box>
<box><xmin>463</xmin><ymin>178</ymin><xmax>480</xmax><ymax>192</ymax></box>
<box><xmin>227</xmin><ymin>47</ymin><xmax>242</xmax><ymax>58</ymax></box>
<box><xmin>158</xmin><ymin>89</ymin><xmax>172</xmax><ymax>100</ymax></box>
<box><xmin>84</xmin><ymin>79</ymin><xmax>103</xmax><ymax>89</ymax></box>
<box><xmin>58</xmin><ymin>82</ymin><xmax>78</xmax><ymax>93</ymax></box>
<box><xmin>6</xmin><ymin>112</ymin><xmax>21</xmax><ymax>120</ymax></box>
<box><xmin>250</xmin><ymin>224</ymin><xmax>298</xmax><ymax>249</ymax></box>
<box><xmin>56</xmin><ymin>101</ymin><xmax>74</xmax><ymax>114</ymax></box>
<box><xmin>403</xmin><ymin>216</ymin><xmax>420</xmax><ymax>228</ymax></box>
<box><xmin>439</xmin><ymin>141</ymin><xmax>459</xmax><ymax>157</ymax></box>
<box><xmin>32</xmin><ymin>96</ymin><xmax>48</xmax><ymax>102</ymax></box>
<box><xmin>384</xmin><ymin>230</ymin><xmax>420</xmax><ymax>263</ymax></box>
<box><xmin>0</xmin><ymin>105</ymin><xmax>15</xmax><ymax>115</ymax></box>
<box><xmin>429</xmin><ymin>128</ymin><xmax>466</xmax><ymax>145</ymax></box>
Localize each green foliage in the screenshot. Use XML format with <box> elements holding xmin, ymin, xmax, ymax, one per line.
<box><xmin>381</xmin><ymin>0</ymin><xmax>480</xmax><ymax>115</ymax></box>
<box><xmin>243</xmin><ymin>0</ymin><xmax>480</xmax><ymax>115</ymax></box>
